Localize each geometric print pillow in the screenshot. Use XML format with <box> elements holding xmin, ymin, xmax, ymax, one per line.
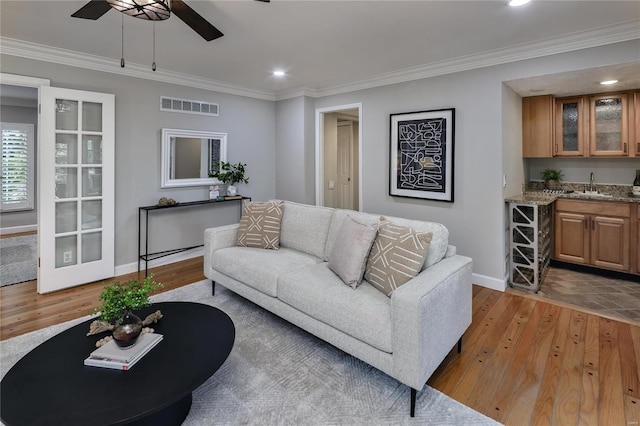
<box><xmin>364</xmin><ymin>217</ymin><xmax>432</xmax><ymax>297</ymax></box>
<box><xmin>237</xmin><ymin>200</ymin><xmax>284</xmax><ymax>250</ymax></box>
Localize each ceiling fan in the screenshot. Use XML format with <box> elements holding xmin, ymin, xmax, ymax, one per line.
<box><xmin>71</xmin><ymin>0</ymin><xmax>269</xmax><ymax>42</ymax></box>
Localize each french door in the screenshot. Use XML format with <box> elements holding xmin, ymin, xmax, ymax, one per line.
<box><xmin>38</xmin><ymin>87</ymin><xmax>115</xmax><ymax>293</ymax></box>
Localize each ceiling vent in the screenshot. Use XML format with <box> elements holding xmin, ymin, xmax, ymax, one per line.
<box><xmin>160</xmin><ymin>96</ymin><xmax>219</xmax><ymax>117</ymax></box>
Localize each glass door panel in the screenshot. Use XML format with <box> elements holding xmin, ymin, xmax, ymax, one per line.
<box><xmin>82</xmin><ymin>232</ymin><xmax>102</xmax><ymax>263</ymax></box>
<box><xmin>55</xmin><ymin>134</ymin><xmax>78</xmax><ymax>164</ymax></box>
<box><xmin>82</xmin><ymin>136</ymin><xmax>102</xmax><ymax>164</ymax></box>
<box><xmin>554</xmin><ymin>97</ymin><xmax>584</xmax><ymax>156</ymax></box>
<box><xmin>82</xmin><ymin>167</ymin><xmax>102</xmax><ymax>197</ymax></box>
<box><xmin>589</xmin><ymin>93</ymin><xmax>629</xmax><ymax>156</ymax></box>
<box><xmin>55</xmin><ymin>99</ymin><xmax>78</xmax><ymax>131</ymax></box>
<box><xmin>55</xmin><ymin>201</ymin><xmax>77</xmax><ymax>233</ymax></box>
<box><xmin>55</xmin><ymin>235</ymin><xmax>77</xmax><ymax>268</ymax></box>
<box><xmin>82</xmin><ymin>102</ymin><xmax>103</xmax><ymax>132</ymax></box>
<box><xmin>55</xmin><ymin>167</ymin><xmax>78</xmax><ymax>198</ymax></box>
<box><xmin>82</xmin><ymin>200</ymin><xmax>102</xmax><ymax>230</ymax></box>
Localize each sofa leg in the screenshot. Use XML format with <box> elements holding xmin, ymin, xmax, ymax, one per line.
<box><xmin>457</xmin><ymin>336</ymin><xmax>462</xmax><ymax>354</ymax></box>
<box><xmin>212</xmin><ymin>281</ymin><xmax>216</xmax><ymax>296</ymax></box>
<box><xmin>410</xmin><ymin>387</ymin><xmax>417</xmax><ymax>417</ymax></box>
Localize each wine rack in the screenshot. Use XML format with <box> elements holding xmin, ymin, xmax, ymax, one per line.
<box><xmin>509</xmin><ymin>202</ymin><xmax>552</xmax><ymax>291</ymax></box>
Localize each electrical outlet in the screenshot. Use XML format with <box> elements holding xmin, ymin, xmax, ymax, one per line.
<box><xmin>63</xmin><ymin>251</ymin><xmax>73</xmax><ymax>264</ymax></box>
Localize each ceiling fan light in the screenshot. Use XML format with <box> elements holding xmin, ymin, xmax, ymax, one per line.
<box><xmin>107</xmin><ymin>0</ymin><xmax>171</xmax><ymax>21</ymax></box>
<box><xmin>508</xmin><ymin>0</ymin><xmax>531</xmax><ymax>6</ymax></box>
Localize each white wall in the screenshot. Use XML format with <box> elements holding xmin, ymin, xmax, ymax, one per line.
<box><xmin>1</xmin><ymin>54</ymin><xmax>277</xmax><ymax>269</ymax></box>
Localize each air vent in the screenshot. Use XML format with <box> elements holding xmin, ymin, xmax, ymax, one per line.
<box><xmin>160</xmin><ymin>96</ymin><xmax>219</xmax><ymax>117</ymax></box>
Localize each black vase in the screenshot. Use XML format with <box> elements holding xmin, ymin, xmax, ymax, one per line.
<box><xmin>112</xmin><ymin>309</ymin><xmax>143</xmax><ymax>348</ymax></box>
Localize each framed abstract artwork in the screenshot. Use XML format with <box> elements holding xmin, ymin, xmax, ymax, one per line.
<box><xmin>389</xmin><ymin>108</ymin><xmax>455</xmax><ymax>202</ymax></box>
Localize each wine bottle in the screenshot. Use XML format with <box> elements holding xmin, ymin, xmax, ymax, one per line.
<box><xmin>633</xmin><ymin>169</ymin><xmax>640</xmax><ymax>195</ymax></box>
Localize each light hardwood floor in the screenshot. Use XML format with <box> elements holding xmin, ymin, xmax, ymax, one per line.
<box><xmin>1</xmin><ymin>257</ymin><xmax>639</xmax><ymax>425</ymax></box>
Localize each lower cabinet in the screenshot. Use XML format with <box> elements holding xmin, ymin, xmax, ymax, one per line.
<box><xmin>554</xmin><ymin>199</ymin><xmax>631</xmax><ymax>273</ymax></box>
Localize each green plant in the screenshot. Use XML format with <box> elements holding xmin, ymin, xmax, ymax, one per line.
<box><xmin>93</xmin><ymin>275</ymin><xmax>162</xmax><ymax>323</ymax></box>
<box><xmin>209</xmin><ymin>161</ymin><xmax>249</xmax><ymax>185</ymax></box>
<box><xmin>541</xmin><ymin>168</ymin><xmax>563</xmax><ymax>181</ymax></box>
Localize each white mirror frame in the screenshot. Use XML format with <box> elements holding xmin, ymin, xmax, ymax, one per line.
<box><xmin>161</xmin><ymin>128</ymin><xmax>227</xmax><ymax>188</ymax></box>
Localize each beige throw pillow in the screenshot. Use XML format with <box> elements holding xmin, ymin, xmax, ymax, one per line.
<box><xmin>364</xmin><ymin>217</ymin><xmax>433</xmax><ymax>297</ymax></box>
<box><xmin>237</xmin><ymin>200</ymin><xmax>284</xmax><ymax>250</ymax></box>
<box><xmin>328</xmin><ymin>215</ymin><xmax>378</xmax><ymax>289</ymax></box>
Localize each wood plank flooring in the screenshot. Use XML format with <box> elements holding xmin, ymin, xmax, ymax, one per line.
<box><xmin>1</xmin><ymin>258</ymin><xmax>639</xmax><ymax>425</ymax></box>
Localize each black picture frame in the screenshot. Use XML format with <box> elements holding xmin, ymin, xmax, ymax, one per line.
<box><xmin>389</xmin><ymin>108</ymin><xmax>455</xmax><ymax>202</ymax></box>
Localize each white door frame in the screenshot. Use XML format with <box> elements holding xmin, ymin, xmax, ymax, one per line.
<box><xmin>315</xmin><ymin>103</ymin><xmax>362</xmax><ymax>209</ymax></box>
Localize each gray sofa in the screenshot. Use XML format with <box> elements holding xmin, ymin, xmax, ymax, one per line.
<box><xmin>204</xmin><ymin>200</ymin><xmax>473</xmax><ymax>415</ymax></box>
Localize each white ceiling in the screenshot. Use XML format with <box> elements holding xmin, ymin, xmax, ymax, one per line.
<box><xmin>1</xmin><ymin>1</ymin><xmax>639</xmax><ymax>98</ymax></box>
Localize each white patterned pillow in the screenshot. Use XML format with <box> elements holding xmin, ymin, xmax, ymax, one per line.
<box><xmin>237</xmin><ymin>200</ymin><xmax>284</xmax><ymax>250</ymax></box>
<box><xmin>364</xmin><ymin>217</ymin><xmax>432</xmax><ymax>297</ymax></box>
<box><xmin>328</xmin><ymin>215</ymin><xmax>378</xmax><ymax>289</ymax></box>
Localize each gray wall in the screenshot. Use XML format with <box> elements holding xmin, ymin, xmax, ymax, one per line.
<box><xmin>2</xmin><ymin>38</ymin><xmax>638</xmax><ymax>288</ymax></box>
<box><xmin>0</xmin><ymin>103</ymin><xmax>38</xmax><ymax>228</ymax></box>
<box><xmin>1</xmin><ymin>55</ymin><xmax>277</xmax><ymax>268</ymax></box>
<box><xmin>302</xmin><ymin>39</ymin><xmax>640</xmax><ymax>289</ymax></box>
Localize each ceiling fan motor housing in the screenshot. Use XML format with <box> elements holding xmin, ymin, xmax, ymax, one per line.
<box><xmin>107</xmin><ymin>0</ymin><xmax>170</xmax><ymax>20</ymax></box>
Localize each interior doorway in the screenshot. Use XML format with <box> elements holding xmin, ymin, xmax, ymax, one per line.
<box><xmin>315</xmin><ymin>103</ymin><xmax>362</xmax><ymax>210</ymax></box>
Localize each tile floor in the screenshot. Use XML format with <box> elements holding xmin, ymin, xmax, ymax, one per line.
<box><xmin>519</xmin><ymin>266</ymin><xmax>640</xmax><ymax>323</ymax></box>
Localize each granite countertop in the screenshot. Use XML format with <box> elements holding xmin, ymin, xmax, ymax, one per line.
<box><xmin>506</xmin><ymin>190</ymin><xmax>640</xmax><ymax>205</ymax></box>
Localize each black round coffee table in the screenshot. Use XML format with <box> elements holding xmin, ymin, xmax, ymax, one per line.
<box><xmin>1</xmin><ymin>302</ymin><xmax>235</xmax><ymax>426</ymax></box>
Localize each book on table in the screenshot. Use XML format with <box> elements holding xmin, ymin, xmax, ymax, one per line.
<box><xmin>84</xmin><ymin>333</ymin><xmax>163</xmax><ymax>370</ymax></box>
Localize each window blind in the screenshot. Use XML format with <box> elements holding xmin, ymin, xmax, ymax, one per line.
<box><xmin>1</xmin><ymin>123</ymin><xmax>34</xmax><ymax>211</ymax></box>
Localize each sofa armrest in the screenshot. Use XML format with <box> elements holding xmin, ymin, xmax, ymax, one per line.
<box><xmin>390</xmin><ymin>254</ymin><xmax>473</xmax><ymax>389</ymax></box>
<box><xmin>204</xmin><ymin>224</ymin><xmax>239</xmax><ymax>276</ymax></box>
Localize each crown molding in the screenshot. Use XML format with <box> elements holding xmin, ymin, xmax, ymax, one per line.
<box><xmin>2</xmin><ymin>20</ymin><xmax>639</xmax><ymax>102</ymax></box>
<box><xmin>0</xmin><ymin>37</ymin><xmax>276</xmax><ymax>101</ymax></box>
<box><xmin>311</xmin><ymin>20</ymin><xmax>640</xmax><ymax>98</ymax></box>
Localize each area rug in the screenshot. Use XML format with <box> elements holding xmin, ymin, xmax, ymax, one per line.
<box><xmin>0</xmin><ymin>235</ymin><xmax>37</xmax><ymax>287</ymax></box>
<box><xmin>0</xmin><ymin>280</ymin><xmax>501</xmax><ymax>425</ymax></box>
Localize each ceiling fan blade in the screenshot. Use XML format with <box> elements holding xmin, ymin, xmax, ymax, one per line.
<box><xmin>255</xmin><ymin>0</ymin><xmax>270</xmax><ymax>2</ymax></box>
<box><xmin>71</xmin><ymin>0</ymin><xmax>112</xmax><ymax>20</ymax></box>
<box><xmin>171</xmin><ymin>0</ymin><xmax>223</xmax><ymax>42</ymax></box>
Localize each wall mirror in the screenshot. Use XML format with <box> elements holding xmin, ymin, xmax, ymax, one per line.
<box><xmin>161</xmin><ymin>128</ymin><xmax>227</xmax><ymax>188</ymax></box>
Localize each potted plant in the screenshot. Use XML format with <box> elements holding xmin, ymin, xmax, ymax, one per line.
<box><xmin>541</xmin><ymin>168</ymin><xmax>563</xmax><ymax>190</ymax></box>
<box><xmin>94</xmin><ymin>275</ymin><xmax>162</xmax><ymax>347</ymax></box>
<box><xmin>209</xmin><ymin>161</ymin><xmax>249</xmax><ymax>196</ymax></box>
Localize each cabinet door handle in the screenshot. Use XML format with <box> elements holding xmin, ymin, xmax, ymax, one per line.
<box><xmin>584</xmin><ymin>218</ymin><xmax>588</xmax><ymax>230</ymax></box>
<box><xmin>623</xmin><ymin>142</ymin><xmax>627</xmax><ymax>153</ymax></box>
<box><xmin>637</xmin><ymin>142</ymin><xmax>640</xmax><ymax>153</ymax></box>
<box><xmin>591</xmin><ymin>219</ymin><xmax>595</xmax><ymax>230</ymax></box>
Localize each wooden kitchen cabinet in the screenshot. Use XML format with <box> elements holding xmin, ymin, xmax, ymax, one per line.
<box><xmin>589</xmin><ymin>92</ymin><xmax>630</xmax><ymax>156</ymax></box>
<box><xmin>554</xmin><ymin>199</ymin><xmax>631</xmax><ymax>273</ymax></box>
<box><xmin>637</xmin><ymin>204</ymin><xmax>640</xmax><ymax>274</ymax></box>
<box><xmin>522</xmin><ymin>95</ymin><xmax>553</xmax><ymax>158</ymax></box>
<box><xmin>634</xmin><ymin>91</ymin><xmax>640</xmax><ymax>156</ymax></box>
<box><xmin>555</xmin><ymin>96</ymin><xmax>586</xmax><ymax>156</ymax></box>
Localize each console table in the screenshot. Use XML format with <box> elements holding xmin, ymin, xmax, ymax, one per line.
<box><xmin>138</xmin><ymin>197</ymin><xmax>249</xmax><ymax>276</ymax></box>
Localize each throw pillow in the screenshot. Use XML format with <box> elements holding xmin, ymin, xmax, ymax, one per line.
<box><xmin>237</xmin><ymin>200</ymin><xmax>284</xmax><ymax>250</ymax></box>
<box><xmin>328</xmin><ymin>215</ymin><xmax>378</xmax><ymax>289</ymax></box>
<box><xmin>364</xmin><ymin>217</ymin><xmax>433</xmax><ymax>297</ymax></box>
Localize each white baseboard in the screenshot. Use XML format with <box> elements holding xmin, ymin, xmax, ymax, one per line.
<box><xmin>472</xmin><ymin>272</ymin><xmax>506</xmax><ymax>292</ymax></box>
<box><xmin>0</xmin><ymin>224</ymin><xmax>37</xmax><ymax>235</ymax></box>
<box><xmin>115</xmin><ymin>247</ymin><xmax>204</xmax><ymax>277</ymax></box>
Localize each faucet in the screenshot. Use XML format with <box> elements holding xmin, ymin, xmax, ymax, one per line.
<box><xmin>589</xmin><ymin>172</ymin><xmax>595</xmax><ymax>192</ymax></box>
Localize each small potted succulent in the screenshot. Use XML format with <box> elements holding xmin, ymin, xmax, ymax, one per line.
<box><xmin>94</xmin><ymin>275</ymin><xmax>162</xmax><ymax>347</ymax></box>
<box><xmin>541</xmin><ymin>169</ymin><xmax>563</xmax><ymax>190</ymax></box>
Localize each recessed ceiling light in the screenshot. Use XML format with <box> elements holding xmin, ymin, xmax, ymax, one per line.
<box><xmin>273</xmin><ymin>70</ymin><xmax>286</xmax><ymax>77</ymax></box>
<box><xmin>509</xmin><ymin>0</ymin><xmax>531</xmax><ymax>6</ymax></box>
<box><xmin>600</xmin><ymin>80</ymin><xmax>618</xmax><ymax>85</ymax></box>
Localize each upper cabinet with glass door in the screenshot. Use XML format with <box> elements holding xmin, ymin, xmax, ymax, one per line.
<box><xmin>555</xmin><ymin>97</ymin><xmax>586</xmax><ymax>157</ymax></box>
<box><xmin>588</xmin><ymin>92</ymin><xmax>630</xmax><ymax>157</ymax></box>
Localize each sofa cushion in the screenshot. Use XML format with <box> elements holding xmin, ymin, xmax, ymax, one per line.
<box><xmin>212</xmin><ymin>246</ymin><xmax>321</xmax><ymax>297</ymax></box>
<box><xmin>279</xmin><ymin>201</ymin><xmax>335</xmax><ymax>258</ymax></box>
<box><xmin>237</xmin><ymin>200</ymin><xmax>284</xmax><ymax>250</ymax></box>
<box><xmin>278</xmin><ymin>263</ymin><xmax>393</xmax><ymax>353</ymax></box>
<box><xmin>328</xmin><ymin>215</ymin><xmax>378</xmax><ymax>288</ymax></box>
<box><xmin>325</xmin><ymin>210</ymin><xmax>449</xmax><ymax>269</ymax></box>
<box><xmin>364</xmin><ymin>217</ymin><xmax>432</xmax><ymax>297</ymax></box>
